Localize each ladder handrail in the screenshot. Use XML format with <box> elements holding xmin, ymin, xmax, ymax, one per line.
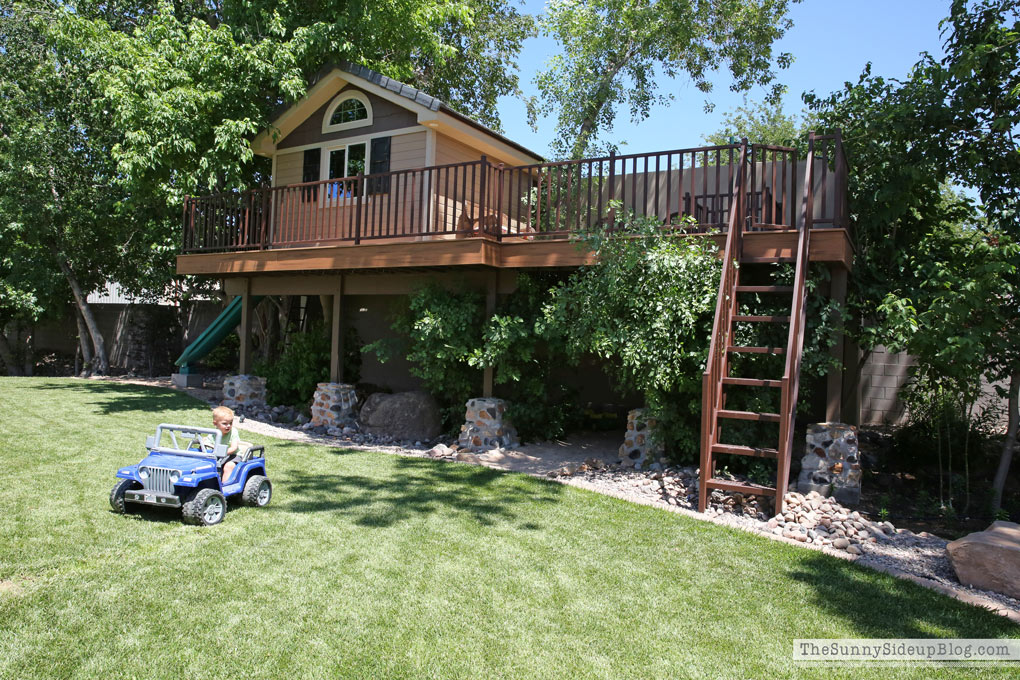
<box><xmin>700</xmin><ymin>141</ymin><xmax>748</xmax><ymax>508</ymax></box>
<box><xmin>775</xmin><ymin>133</ymin><xmax>816</xmax><ymax>509</ymax></box>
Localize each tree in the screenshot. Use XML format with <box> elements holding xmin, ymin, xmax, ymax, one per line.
<box><xmin>806</xmin><ymin>0</ymin><xmax>1020</xmax><ymax>513</ymax></box>
<box><xmin>0</xmin><ymin>3</ymin><xmax>135</xmax><ymax>374</ymax></box>
<box><xmin>702</xmin><ymin>98</ymin><xmax>816</xmax><ymax>154</ymax></box>
<box><xmin>530</xmin><ymin>0</ymin><xmax>799</xmax><ymax>159</ymax></box>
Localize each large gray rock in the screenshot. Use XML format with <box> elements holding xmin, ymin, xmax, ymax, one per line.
<box><xmin>947</xmin><ymin>520</ymin><xmax>1020</xmax><ymax>599</ymax></box>
<box><xmin>359</xmin><ymin>391</ymin><xmax>442</xmax><ymax>441</ymax></box>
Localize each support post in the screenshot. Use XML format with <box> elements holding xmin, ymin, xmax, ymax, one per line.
<box><xmin>826</xmin><ymin>265</ymin><xmax>848</xmax><ymax>422</ymax></box>
<box><xmin>330</xmin><ymin>274</ymin><xmax>345</xmax><ymax>383</ymax></box>
<box><xmin>238</xmin><ymin>278</ymin><xmax>253</xmax><ymax>374</ymax></box>
<box><xmin>482</xmin><ymin>271</ymin><xmax>496</xmax><ymax>398</ymax></box>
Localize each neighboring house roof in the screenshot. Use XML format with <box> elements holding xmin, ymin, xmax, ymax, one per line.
<box><xmin>252</xmin><ymin>62</ymin><xmax>544</xmax><ymax>166</ymax></box>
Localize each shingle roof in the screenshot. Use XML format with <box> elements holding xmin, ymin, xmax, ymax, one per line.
<box><xmin>337</xmin><ymin>61</ymin><xmax>442</xmax><ymax>112</ymax></box>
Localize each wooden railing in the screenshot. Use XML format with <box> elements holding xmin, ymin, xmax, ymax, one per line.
<box><xmin>182</xmin><ymin>142</ymin><xmax>818</xmax><ymax>253</ymax></box>
<box><xmin>699</xmin><ymin>141</ymin><xmax>750</xmax><ymax>500</ymax></box>
<box><xmin>776</xmin><ymin>133</ymin><xmax>817</xmax><ymax>505</ymax></box>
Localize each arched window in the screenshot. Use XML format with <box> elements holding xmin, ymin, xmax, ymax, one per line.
<box><xmin>322</xmin><ymin>91</ymin><xmax>373</xmax><ymax>133</ymax></box>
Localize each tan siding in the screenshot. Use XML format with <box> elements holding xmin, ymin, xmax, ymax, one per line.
<box><xmin>275</xmin><ymin>150</ymin><xmax>304</xmax><ymax>187</ymax></box>
<box><xmin>390</xmin><ymin>131</ymin><xmax>426</xmax><ymax>171</ymax></box>
<box><xmin>435</xmin><ymin>133</ymin><xmax>485</xmax><ymax>166</ymax></box>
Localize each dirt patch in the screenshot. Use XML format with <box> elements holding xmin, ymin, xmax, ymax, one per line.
<box><xmin>0</xmin><ymin>579</ymin><xmax>24</xmax><ymax>597</ymax></box>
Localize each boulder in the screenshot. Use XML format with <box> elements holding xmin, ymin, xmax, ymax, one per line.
<box><xmin>946</xmin><ymin>520</ymin><xmax>1020</xmax><ymax>599</ymax></box>
<box><xmin>359</xmin><ymin>391</ymin><xmax>442</xmax><ymax>441</ymax></box>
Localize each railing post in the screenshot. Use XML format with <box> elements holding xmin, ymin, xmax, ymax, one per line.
<box><xmin>607</xmin><ymin>150</ymin><xmax>616</xmax><ymax>225</ymax></box>
<box><xmin>181</xmin><ymin>195</ymin><xmax>191</xmax><ymax>252</ymax></box>
<box><xmin>355</xmin><ymin>174</ymin><xmax>364</xmax><ymax>245</ymax></box>
<box><xmin>496</xmin><ymin>163</ymin><xmax>505</xmax><ymax>241</ymax></box>
<box><xmin>478</xmin><ymin>156</ymin><xmax>489</xmax><ymax>237</ymax></box>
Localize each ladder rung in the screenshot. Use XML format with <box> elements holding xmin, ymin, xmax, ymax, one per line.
<box><xmin>721</xmin><ymin>377</ymin><xmax>783</xmax><ymax>388</ymax></box>
<box><xmin>711</xmin><ymin>444</ymin><xmax>779</xmax><ymax>458</ymax></box>
<box><xmin>732</xmin><ymin>315</ymin><xmax>790</xmax><ymax>323</ymax></box>
<box><xmin>735</xmin><ymin>285</ymin><xmax>794</xmax><ymax>293</ymax></box>
<box><xmin>705</xmin><ymin>478</ymin><xmax>777</xmax><ymax>496</ymax></box>
<box><xmin>718</xmin><ymin>409</ymin><xmax>781</xmax><ymax>423</ymax></box>
<box><xmin>741</xmin><ymin>257</ymin><xmax>795</xmax><ymax>264</ymax></box>
<box><xmin>727</xmin><ymin>346</ymin><xmax>785</xmax><ymax>354</ymax></box>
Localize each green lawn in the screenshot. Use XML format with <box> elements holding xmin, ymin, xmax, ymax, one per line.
<box><xmin>0</xmin><ymin>378</ymin><xmax>1015</xmax><ymax>679</ymax></box>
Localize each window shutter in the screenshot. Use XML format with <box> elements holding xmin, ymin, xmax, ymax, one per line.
<box><xmin>302</xmin><ymin>148</ymin><xmax>321</xmax><ymax>201</ymax></box>
<box><xmin>369</xmin><ymin>137</ymin><xmax>391</xmax><ymax>194</ymax></box>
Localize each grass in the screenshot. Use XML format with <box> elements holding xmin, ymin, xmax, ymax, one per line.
<box><xmin>0</xmin><ymin>378</ymin><xmax>1016</xmax><ymax>679</ymax></box>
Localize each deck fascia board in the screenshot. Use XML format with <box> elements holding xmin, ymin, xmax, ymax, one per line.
<box><xmin>176</xmin><ymin>228</ymin><xmax>852</xmax><ymax>276</ymax></box>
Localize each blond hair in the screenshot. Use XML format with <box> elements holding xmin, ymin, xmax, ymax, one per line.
<box><xmin>212</xmin><ymin>405</ymin><xmax>235</xmax><ymax>422</ymax></box>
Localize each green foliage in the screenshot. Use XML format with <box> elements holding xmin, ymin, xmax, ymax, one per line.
<box><xmin>531</xmin><ymin>0</ymin><xmax>798</xmax><ymax>158</ymax></box>
<box><xmin>703</xmin><ymin>98</ymin><xmax>817</xmax><ymax>155</ymax></box>
<box><xmin>545</xmin><ymin>211</ymin><xmax>722</xmax><ymax>458</ymax></box>
<box><xmin>257</xmin><ymin>323</ymin><xmax>362</xmax><ymax>408</ymax></box>
<box><xmin>470</xmin><ymin>273</ymin><xmax>576</xmax><ymax>441</ymax></box>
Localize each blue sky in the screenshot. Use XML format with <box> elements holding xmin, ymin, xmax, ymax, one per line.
<box><xmin>497</xmin><ymin>0</ymin><xmax>953</xmax><ymax>157</ymax></box>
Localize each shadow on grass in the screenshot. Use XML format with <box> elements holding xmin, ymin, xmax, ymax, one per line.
<box><xmin>32</xmin><ymin>380</ymin><xmax>204</xmax><ymax>414</ymax></box>
<box><xmin>282</xmin><ymin>453</ymin><xmax>564</xmax><ymax>529</ymax></box>
<box><xmin>788</xmin><ymin>552</ymin><xmax>1014</xmax><ymax>637</ymax></box>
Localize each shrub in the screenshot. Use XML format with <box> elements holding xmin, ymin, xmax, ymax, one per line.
<box><xmin>256</xmin><ymin>323</ymin><xmax>361</xmax><ymax>407</ymax></box>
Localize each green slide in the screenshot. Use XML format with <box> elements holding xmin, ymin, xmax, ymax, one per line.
<box><xmin>175</xmin><ymin>295</ymin><xmax>264</xmax><ymax>371</ymax></box>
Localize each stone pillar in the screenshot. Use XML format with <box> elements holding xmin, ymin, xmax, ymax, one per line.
<box><xmin>221</xmin><ymin>374</ymin><xmax>266</xmax><ymax>409</ymax></box>
<box><xmin>798</xmin><ymin>422</ymin><xmax>862</xmax><ymax>505</ymax></box>
<box><xmin>458</xmin><ymin>398</ymin><xmax>518</xmax><ymax>452</ymax></box>
<box><xmin>618</xmin><ymin>408</ymin><xmax>662</xmax><ymax>469</ymax></box>
<box><xmin>310</xmin><ymin>382</ymin><xmax>358</xmax><ymax>427</ymax></box>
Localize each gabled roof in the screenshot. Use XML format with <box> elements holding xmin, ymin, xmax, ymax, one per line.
<box><xmin>252</xmin><ymin>62</ymin><xmax>544</xmax><ymax>166</ymax></box>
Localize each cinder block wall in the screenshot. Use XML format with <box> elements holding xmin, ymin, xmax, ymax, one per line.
<box><xmin>859</xmin><ymin>346</ymin><xmax>913</xmax><ymax>425</ymax></box>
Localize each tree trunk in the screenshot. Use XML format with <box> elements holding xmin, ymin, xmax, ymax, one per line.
<box><xmin>58</xmin><ymin>259</ymin><xmax>109</xmax><ymax>375</ymax></box>
<box><xmin>0</xmin><ymin>326</ymin><xmax>21</xmax><ymax>376</ymax></box>
<box><xmin>75</xmin><ymin>307</ymin><xmax>94</xmax><ymax>377</ymax></box>
<box><xmin>571</xmin><ymin>45</ymin><xmax>634</xmax><ymax>159</ymax></box>
<box><xmin>21</xmin><ymin>324</ymin><xmax>33</xmax><ymax>376</ymax></box>
<box><xmin>991</xmin><ymin>368</ymin><xmax>1020</xmax><ymax>513</ymax></box>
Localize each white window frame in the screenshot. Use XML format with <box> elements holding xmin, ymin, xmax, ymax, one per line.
<box><xmin>322</xmin><ymin>90</ymin><xmax>373</xmax><ymax>134</ymax></box>
<box><xmin>320</xmin><ymin>139</ymin><xmax>371</xmax><ymax>205</ymax></box>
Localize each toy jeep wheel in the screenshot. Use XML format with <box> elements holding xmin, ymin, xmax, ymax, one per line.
<box><xmin>242</xmin><ymin>475</ymin><xmax>272</xmax><ymax>507</ymax></box>
<box><xmin>182</xmin><ymin>489</ymin><xmax>226</xmax><ymax>526</ymax></box>
<box><xmin>110</xmin><ymin>479</ymin><xmax>141</xmax><ymax>513</ymax></box>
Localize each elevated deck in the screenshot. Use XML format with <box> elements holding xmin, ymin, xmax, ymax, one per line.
<box><xmin>177</xmin><ymin>139</ymin><xmax>851</xmax><ymax>276</ymax></box>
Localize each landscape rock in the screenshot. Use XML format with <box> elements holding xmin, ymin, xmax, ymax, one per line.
<box><xmin>359</xmin><ymin>391</ymin><xmax>442</xmax><ymax>441</ymax></box>
<box><xmin>947</xmin><ymin>521</ymin><xmax>1020</xmax><ymax>600</ymax></box>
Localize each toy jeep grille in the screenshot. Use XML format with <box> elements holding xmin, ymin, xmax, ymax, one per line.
<box><xmin>143</xmin><ymin>467</ymin><xmax>176</xmax><ymax>494</ymax></box>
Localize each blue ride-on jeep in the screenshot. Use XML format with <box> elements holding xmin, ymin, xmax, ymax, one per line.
<box><xmin>110</xmin><ymin>423</ymin><xmax>272</xmax><ymax>526</ymax></box>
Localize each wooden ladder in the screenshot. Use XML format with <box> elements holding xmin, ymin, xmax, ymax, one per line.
<box><xmin>698</xmin><ymin>135</ymin><xmax>817</xmax><ymax>515</ymax></box>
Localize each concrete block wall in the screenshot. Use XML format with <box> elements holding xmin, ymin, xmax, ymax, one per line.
<box><xmin>859</xmin><ymin>346</ymin><xmax>913</xmax><ymax>426</ymax></box>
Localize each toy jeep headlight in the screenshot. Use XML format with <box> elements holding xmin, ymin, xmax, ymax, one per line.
<box><xmin>169</xmin><ymin>470</ymin><xmax>181</xmax><ymax>484</ymax></box>
<box><xmin>138</xmin><ymin>466</ymin><xmax>149</xmax><ymax>480</ymax></box>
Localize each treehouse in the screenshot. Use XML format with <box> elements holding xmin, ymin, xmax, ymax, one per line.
<box><xmin>176</xmin><ymin>63</ymin><xmax>856</xmax><ymax>512</ymax></box>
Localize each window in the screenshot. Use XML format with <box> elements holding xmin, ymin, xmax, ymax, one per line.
<box><xmin>326</xmin><ymin>143</ymin><xmax>366</xmax><ymax>199</ymax></box>
<box><xmin>330</xmin><ymin>98</ymin><xmax>367</xmax><ymax>126</ymax></box>
<box><xmin>322</xmin><ymin>90</ymin><xmax>373</xmax><ymax>133</ymax></box>
<box><xmin>323</xmin><ymin>136</ymin><xmax>393</xmax><ymax>199</ymax></box>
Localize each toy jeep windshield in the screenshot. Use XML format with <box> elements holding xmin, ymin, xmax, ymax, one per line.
<box><xmin>110</xmin><ymin>423</ymin><xmax>272</xmax><ymax>526</ymax></box>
